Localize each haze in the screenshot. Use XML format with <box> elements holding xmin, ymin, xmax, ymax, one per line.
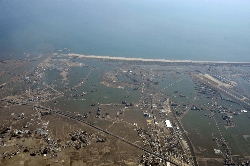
<box><xmin>0</xmin><ymin>0</ymin><xmax>249</xmax><ymax>61</ymax></box>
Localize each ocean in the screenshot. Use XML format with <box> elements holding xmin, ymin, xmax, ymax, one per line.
<box><xmin>0</xmin><ymin>0</ymin><xmax>250</xmax><ymax>62</ymax></box>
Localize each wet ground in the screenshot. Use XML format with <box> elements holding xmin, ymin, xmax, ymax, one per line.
<box><xmin>1</xmin><ymin>51</ymin><xmax>250</xmax><ymax>165</ymax></box>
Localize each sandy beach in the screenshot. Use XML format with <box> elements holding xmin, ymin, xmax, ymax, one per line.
<box><xmin>66</xmin><ymin>53</ymin><xmax>250</xmax><ymax>64</ymax></box>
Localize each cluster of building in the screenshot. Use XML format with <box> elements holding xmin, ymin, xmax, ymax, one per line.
<box><xmin>211</xmin><ymin>74</ymin><xmax>234</xmax><ymax>86</ymax></box>
<box><xmin>68</xmin><ymin>130</ymin><xmax>93</xmax><ymax>149</ymax></box>
<box><xmin>0</xmin><ymin>106</ymin><xmax>102</xmax><ymax>163</ymax></box>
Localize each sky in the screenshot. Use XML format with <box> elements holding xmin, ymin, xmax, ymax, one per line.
<box><xmin>0</xmin><ymin>0</ymin><xmax>249</xmax><ymax>61</ymax></box>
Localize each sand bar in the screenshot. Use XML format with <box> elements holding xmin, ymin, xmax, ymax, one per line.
<box><xmin>65</xmin><ymin>53</ymin><xmax>250</xmax><ymax>64</ymax></box>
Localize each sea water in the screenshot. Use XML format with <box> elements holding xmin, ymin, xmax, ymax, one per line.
<box><xmin>0</xmin><ymin>0</ymin><xmax>249</xmax><ymax>62</ymax></box>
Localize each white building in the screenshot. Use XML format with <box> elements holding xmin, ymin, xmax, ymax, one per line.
<box><xmin>165</xmin><ymin>120</ymin><xmax>172</xmax><ymax>128</ymax></box>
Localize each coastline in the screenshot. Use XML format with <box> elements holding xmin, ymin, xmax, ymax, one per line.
<box><xmin>65</xmin><ymin>53</ymin><xmax>250</xmax><ymax>64</ymax></box>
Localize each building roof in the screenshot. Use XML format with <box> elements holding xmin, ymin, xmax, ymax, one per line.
<box><xmin>165</xmin><ymin>120</ymin><xmax>172</xmax><ymax>128</ymax></box>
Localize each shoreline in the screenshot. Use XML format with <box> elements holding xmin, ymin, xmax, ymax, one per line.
<box><xmin>65</xmin><ymin>53</ymin><xmax>250</xmax><ymax>64</ymax></box>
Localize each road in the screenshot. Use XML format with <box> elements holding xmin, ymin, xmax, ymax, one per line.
<box><xmin>52</xmin><ymin>109</ymin><xmax>188</xmax><ymax>166</ymax></box>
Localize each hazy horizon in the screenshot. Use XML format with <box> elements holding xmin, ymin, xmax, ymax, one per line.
<box><xmin>0</xmin><ymin>0</ymin><xmax>250</xmax><ymax>61</ymax></box>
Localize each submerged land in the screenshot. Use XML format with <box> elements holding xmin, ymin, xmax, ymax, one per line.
<box><xmin>0</xmin><ymin>50</ymin><xmax>250</xmax><ymax>166</ymax></box>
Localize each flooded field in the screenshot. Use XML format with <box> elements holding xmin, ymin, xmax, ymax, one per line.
<box><xmin>1</xmin><ymin>52</ymin><xmax>250</xmax><ymax>165</ymax></box>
